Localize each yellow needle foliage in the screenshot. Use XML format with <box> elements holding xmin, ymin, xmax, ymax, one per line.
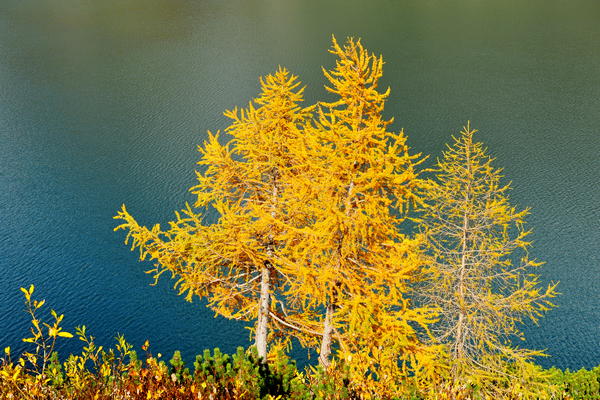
<box><xmin>115</xmin><ymin>67</ymin><xmax>313</xmax><ymax>359</ymax></box>
<box><xmin>271</xmin><ymin>37</ymin><xmax>440</xmax><ymax>396</ymax></box>
<box><xmin>418</xmin><ymin>124</ymin><xmax>558</xmax><ymax>399</ymax></box>
<box><xmin>114</xmin><ymin>37</ymin><xmax>441</xmax><ymax>395</ymax></box>
<box><xmin>113</xmin><ymin>37</ymin><xmax>557</xmax><ymax>399</ymax></box>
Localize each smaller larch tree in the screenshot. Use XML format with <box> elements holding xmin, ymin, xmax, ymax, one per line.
<box><xmin>114</xmin><ymin>67</ymin><xmax>313</xmax><ymax>361</ymax></box>
<box><xmin>419</xmin><ymin>123</ymin><xmax>558</xmax><ymax>398</ymax></box>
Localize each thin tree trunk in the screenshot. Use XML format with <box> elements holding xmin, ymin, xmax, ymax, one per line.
<box><xmin>453</xmin><ymin>144</ymin><xmax>472</xmax><ymax>380</ymax></box>
<box><xmin>453</xmin><ymin>207</ymin><xmax>469</xmax><ymax>363</ymax></box>
<box><xmin>452</xmin><ymin>224</ymin><xmax>468</xmax><ymax>380</ymax></box>
<box><xmin>319</xmin><ymin>302</ymin><xmax>335</xmax><ymax>368</ymax></box>
<box><xmin>255</xmin><ymin>265</ymin><xmax>271</xmax><ymax>361</ymax></box>
<box><xmin>255</xmin><ymin>180</ymin><xmax>278</xmax><ymax>361</ymax></box>
<box><xmin>318</xmin><ymin>179</ymin><xmax>355</xmax><ymax>367</ymax></box>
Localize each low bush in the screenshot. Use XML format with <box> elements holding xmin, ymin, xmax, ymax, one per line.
<box><xmin>1</xmin><ymin>286</ymin><xmax>598</xmax><ymax>399</ymax></box>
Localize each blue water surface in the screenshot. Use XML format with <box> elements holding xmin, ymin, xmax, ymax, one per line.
<box><xmin>0</xmin><ymin>0</ymin><xmax>598</xmax><ymax>369</ymax></box>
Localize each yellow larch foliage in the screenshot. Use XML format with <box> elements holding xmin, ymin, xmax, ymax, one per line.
<box><xmin>418</xmin><ymin>123</ymin><xmax>558</xmax><ymax>399</ymax></box>
<box><xmin>114</xmin><ymin>67</ymin><xmax>313</xmax><ymax>360</ymax></box>
<box><xmin>114</xmin><ymin>38</ymin><xmax>442</xmax><ymax>394</ymax></box>
<box><xmin>271</xmin><ymin>37</ymin><xmax>440</xmax><ymax>395</ymax></box>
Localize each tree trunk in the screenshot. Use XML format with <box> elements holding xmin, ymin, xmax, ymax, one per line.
<box><xmin>318</xmin><ymin>179</ymin><xmax>354</xmax><ymax>368</ymax></box>
<box><xmin>255</xmin><ymin>179</ymin><xmax>278</xmax><ymax>361</ymax></box>
<box><xmin>319</xmin><ymin>302</ymin><xmax>334</xmax><ymax>368</ymax></box>
<box><xmin>453</xmin><ymin>207</ymin><xmax>469</xmax><ymax>369</ymax></box>
<box><xmin>452</xmin><ymin>144</ymin><xmax>472</xmax><ymax>380</ymax></box>
<box><xmin>256</xmin><ymin>265</ymin><xmax>271</xmax><ymax>361</ymax></box>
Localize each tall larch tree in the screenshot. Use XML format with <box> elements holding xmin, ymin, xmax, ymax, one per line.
<box><xmin>419</xmin><ymin>123</ymin><xmax>558</xmax><ymax>398</ymax></box>
<box><xmin>272</xmin><ymin>37</ymin><xmax>438</xmax><ymax>386</ymax></box>
<box><xmin>114</xmin><ymin>67</ymin><xmax>312</xmax><ymax>360</ymax></box>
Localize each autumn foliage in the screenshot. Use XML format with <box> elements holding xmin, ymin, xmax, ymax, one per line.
<box><xmin>114</xmin><ymin>37</ymin><xmax>442</xmax><ymax>393</ymax></box>
<box><xmin>0</xmin><ymin>37</ymin><xmax>561</xmax><ymax>399</ymax></box>
<box><xmin>416</xmin><ymin>125</ymin><xmax>558</xmax><ymax>398</ymax></box>
<box><xmin>111</xmin><ymin>36</ymin><xmax>558</xmax><ymax>398</ymax></box>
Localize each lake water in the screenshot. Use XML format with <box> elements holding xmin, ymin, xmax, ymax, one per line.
<box><xmin>0</xmin><ymin>0</ymin><xmax>598</xmax><ymax>370</ymax></box>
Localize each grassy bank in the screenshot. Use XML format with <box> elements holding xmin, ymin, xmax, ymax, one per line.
<box><xmin>2</xmin><ymin>342</ymin><xmax>600</xmax><ymax>399</ymax></box>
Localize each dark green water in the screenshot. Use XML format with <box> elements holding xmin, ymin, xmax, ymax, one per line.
<box><xmin>0</xmin><ymin>0</ymin><xmax>598</xmax><ymax>369</ymax></box>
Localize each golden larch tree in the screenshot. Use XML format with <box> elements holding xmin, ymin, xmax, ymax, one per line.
<box><xmin>419</xmin><ymin>123</ymin><xmax>558</xmax><ymax>398</ymax></box>
<box><xmin>272</xmin><ymin>37</ymin><xmax>439</xmax><ymax>389</ymax></box>
<box><xmin>114</xmin><ymin>67</ymin><xmax>312</xmax><ymax>360</ymax></box>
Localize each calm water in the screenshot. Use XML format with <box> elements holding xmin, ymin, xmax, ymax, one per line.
<box><xmin>0</xmin><ymin>0</ymin><xmax>598</xmax><ymax>370</ymax></box>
